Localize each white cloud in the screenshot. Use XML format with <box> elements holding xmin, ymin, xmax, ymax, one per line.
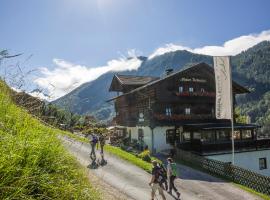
<box><xmin>34</xmin><ymin>29</ymin><xmax>270</xmax><ymax>101</ymax></box>
<box><xmin>34</xmin><ymin>56</ymin><xmax>142</xmax><ymax>100</ymax></box>
<box><xmin>149</xmin><ymin>30</ymin><xmax>270</xmax><ymax>58</ymax></box>
<box><xmin>148</xmin><ymin>44</ymin><xmax>192</xmax><ymax>59</ymax></box>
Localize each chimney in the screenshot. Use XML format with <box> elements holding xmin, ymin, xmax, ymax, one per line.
<box><xmin>165</xmin><ymin>68</ymin><xmax>174</xmax><ymax>76</ymax></box>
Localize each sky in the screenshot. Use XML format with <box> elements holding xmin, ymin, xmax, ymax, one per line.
<box><xmin>1</xmin><ymin>0</ymin><xmax>270</xmax><ymax>100</ymax></box>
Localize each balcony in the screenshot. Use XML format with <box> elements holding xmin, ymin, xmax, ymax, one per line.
<box><xmin>113</xmin><ymin>115</ymin><xmax>138</xmax><ymax>126</ymax></box>
<box><xmin>153</xmin><ymin>113</ymin><xmax>214</xmax><ymax>121</ymax></box>
<box><xmin>177</xmin><ymin>139</ymin><xmax>270</xmax><ymax>155</ymax></box>
<box><xmin>175</xmin><ymin>91</ymin><xmax>215</xmax><ymax>97</ymax></box>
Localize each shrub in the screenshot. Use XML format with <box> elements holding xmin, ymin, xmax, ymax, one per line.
<box><xmin>138</xmin><ymin>150</ymin><xmax>152</xmax><ymax>163</ymax></box>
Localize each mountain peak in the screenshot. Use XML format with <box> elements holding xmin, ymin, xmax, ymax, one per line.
<box><xmin>53</xmin><ymin>41</ymin><xmax>270</xmax><ymax>124</ymax></box>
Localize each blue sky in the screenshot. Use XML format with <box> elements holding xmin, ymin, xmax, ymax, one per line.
<box><xmin>1</xmin><ymin>0</ymin><xmax>270</xmax><ymax>99</ymax></box>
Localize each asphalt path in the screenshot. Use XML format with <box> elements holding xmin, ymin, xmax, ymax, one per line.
<box><xmin>62</xmin><ymin>137</ymin><xmax>262</xmax><ymax>200</ymax></box>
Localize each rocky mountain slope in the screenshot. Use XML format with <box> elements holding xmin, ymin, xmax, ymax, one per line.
<box><xmin>53</xmin><ymin>41</ymin><xmax>270</xmax><ymax>129</ymax></box>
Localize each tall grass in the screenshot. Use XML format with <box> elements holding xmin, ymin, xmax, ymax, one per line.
<box><xmin>0</xmin><ymin>81</ymin><xmax>100</xmax><ymax>200</ymax></box>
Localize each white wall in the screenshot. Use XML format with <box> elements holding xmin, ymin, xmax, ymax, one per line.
<box><xmin>142</xmin><ymin>126</ymin><xmax>153</xmax><ymax>151</ymax></box>
<box><xmin>127</xmin><ymin>127</ymin><xmax>138</xmax><ymax>141</ymax></box>
<box><xmin>126</xmin><ymin>126</ymin><xmax>174</xmax><ymax>153</ymax></box>
<box><xmin>207</xmin><ymin>150</ymin><xmax>270</xmax><ymax>176</ymax></box>
<box><xmin>153</xmin><ymin>126</ymin><xmax>174</xmax><ymax>152</ymax></box>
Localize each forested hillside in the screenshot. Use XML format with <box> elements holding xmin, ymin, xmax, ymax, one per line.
<box><xmin>53</xmin><ymin>41</ymin><xmax>270</xmax><ymax>133</ymax></box>
<box><xmin>232</xmin><ymin>41</ymin><xmax>270</xmax><ymax>135</ymax></box>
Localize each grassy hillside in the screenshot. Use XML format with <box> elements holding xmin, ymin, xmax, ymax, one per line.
<box><xmin>0</xmin><ymin>80</ymin><xmax>100</xmax><ymax>199</ymax></box>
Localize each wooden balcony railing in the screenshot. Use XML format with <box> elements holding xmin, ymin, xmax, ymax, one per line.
<box><xmin>175</xmin><ymin>91</ymin><xmax>215</xmax><ymax>97</ymax></box>
<box><xmin>177</xmin><ymin>139</ymin><xmax>270</xmax><ymax>155</ymax></box>
<box><xmin>153</xmin><ymin>113</ymin><xmax>214</xmax><ymax>121</ymax></box>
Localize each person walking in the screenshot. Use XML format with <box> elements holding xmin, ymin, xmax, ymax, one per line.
<box><xmin>159</xmin><ymin>163</ymin><xmax>168</xmax><ymax>191</ymax></box>
<box><xmin>99</xmin><ymin>134</ymin><xmax>106</xmax><ymax>164</ymax></box>
<box><xmin>149</xmin><ymin>160</ymin><xmax>166</xmax><ymax>200</ymax></box>
<box><xmin>89</xmin><ymin>133</ymin><xmax>98</xmax><ymax>160</ymax></box>
<box><xmin>167</xmin><ymin>158</ymin><xmax>180</xmax><ymax>199</ymax></box>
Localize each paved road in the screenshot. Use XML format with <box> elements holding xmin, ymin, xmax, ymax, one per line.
<box><xmin>63</xmin><ymin>138</ymin><xmax>262</xmax><ymax>200</ymax></box>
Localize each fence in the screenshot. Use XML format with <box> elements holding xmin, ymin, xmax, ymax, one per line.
<box><xmin>176</xmin><ymin>148</ymin><xmax>270</xmax><ymax>196</ymax></box>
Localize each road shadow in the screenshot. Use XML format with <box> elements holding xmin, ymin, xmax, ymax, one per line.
<box><xmin>87</xmin><ymin>158</ymin><xmax>108</xmax><ymax>169</ymax></box>
<box><xmin>155</xmin><ymin>153</ymin><xmax>227</xmax><ymax>183</ymax></box>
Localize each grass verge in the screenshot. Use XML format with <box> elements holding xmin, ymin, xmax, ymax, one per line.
<box><xmin>104</xmin><ymin>145</ymin><xmax>153</xmax><ymax>173</ymax></box>
<box><xmin>0</xmin><ymin>81</ymin><xmax>100</xmax><ymax>200</ymax></box>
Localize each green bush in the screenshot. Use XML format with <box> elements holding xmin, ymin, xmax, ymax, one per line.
<box><xmin>138</xmin><ymin>150</ymin><xmax>152</xmax><ymax>163</ymax></box>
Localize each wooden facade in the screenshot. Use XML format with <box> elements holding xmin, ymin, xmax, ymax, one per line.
<box><xmin>110</xmin><ymin>63</ymin><xmax>247</xmax><ymax>127</ymax></box>
<box><xmin>108</xmin><ymin>63</ymin><xmax>269</xmax><ymax>154</ymax></box>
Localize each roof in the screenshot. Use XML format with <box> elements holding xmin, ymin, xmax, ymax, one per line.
<box><xmin>116</xmin><ymin>74</ymin><xmax>159</xmax><ymax>85</ymax></box>
<box><xmin>109</xmin><ymin>74</ymin><xmax>159</xmax><ymax>92</ymax></box>
<box><xmin>108</xmin><ymin>62</ymin><xmax>250</xmax><ymax>101</ymax></box>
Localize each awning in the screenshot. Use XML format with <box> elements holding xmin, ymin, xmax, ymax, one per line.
<box><xmin>183</xmin><ymin>123</ymin><xmax>260</xmax><ymax>130</ymax></box>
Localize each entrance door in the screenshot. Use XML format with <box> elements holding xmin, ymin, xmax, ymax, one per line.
<box><xmin>138</xmin><ymin>128</ymin><xmax>144</xmax><ymax>150</ymax></box>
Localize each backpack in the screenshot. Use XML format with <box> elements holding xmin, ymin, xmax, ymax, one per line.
<box><xmin>154</xmin><ymin>166</ymin><xmax>163</xmax><ymax>184</ymax></box>
<box><xmin>99</xmin><ymin>135</ymin><xmax>105</xmax><ymax>145</ymax></box>
<box><xmin>171</xmin><ymin>163</ymin><xmax>177</xmax><ymax>177</ymax></box>
<box><xmin>92</xmin><ymin>135</ymin><xmax>98</xmax><ymax>144</ymax></box>
<box><xmin>159</xmin><ymin>164</ymin><xmax>167</xmax><ymax>179</ymax></box>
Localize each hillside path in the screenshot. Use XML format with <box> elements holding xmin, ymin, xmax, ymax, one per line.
<box><xmin>62</xmin><ymin>137</ymin><xmax>262</xmax><ymax>200</ymax></box>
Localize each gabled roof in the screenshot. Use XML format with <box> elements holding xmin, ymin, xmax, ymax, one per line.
<box><xmin>109</xmin><ymin>74</ymin><xmax>159</xmax><ymax>92</ymax></box>
<box><xmin>108</xmin><ymin>62</ymin><xmax>250</xmax><ymax>101</ymax></box>
<box><xmin>116</xmin><ymin>74</ymin><xmax>159</xmax><ymax>85</ymax></box>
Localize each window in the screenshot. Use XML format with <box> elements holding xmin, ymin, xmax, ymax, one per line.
<box><xmin>201</xmin><ymin>131</ymin><xmax>215</xmax><ymax>142</ymax></box>
<box><xmin>175</xmin><ymin>129</ymin><xmax>180</xmax><ymax>142</ymax></box>
<box><xmin>166</xmin><ymin>129</ymin><xmax>175</xmax><ymax>144</ymax></box>
<box><xmin>138</xmin><ymin>129</ymin><xmax>144</xmax><ymax>141</ymax></box>
<box><xmin>128</xmin><ymin>130</ymin><xmax>131</xmax><ymax>140</ymax></box>
<box><xmin>259</xmin><ymin>158</ymin><xmax>267</xmax><ymax>170</ymax></box>
<box><xmin>193</xmin><ymin>132</ymin><xmax>201</xmax><ymax>140</ymax></box>
<box><xmin>201</xmin><ymin>88</ymin><xmax>205</xmax><ymax>92</ymax></box>
<box><xmin>234</xmin><ymin>130</ymin><xmax>241</xmax><ymax>140</ymax></box>
<box><xmin>185</xmin><ymin>108</ymin><xmax>191</xmax><ymax>115</ymax></box>
<box><xmin>166</xmin><ymin>107</ymin><xmax>172</xmax><ymax>116</ymax></box>
<box><xmin>179</xmin><ymin>86</ymin><xmax>183</xmax><ymax>93</ymax></box>
<box><xmin>242</xmin><ymin>130</ymin><xmax>252</xmax><ymax>139</ymax></box>
<box><xmin>211</xmin><ymin>108</ymin><xmax>215</xmax><ymax>117</ymax></box>
<box><xmin>189</xmin><ymin>87</ymin><xmax>194</xmax><ymax>92</ymax></box>
<box><xmin>183</xmin><ymin>132</ymin><xmax>191</xmax><ymax>141</ymax></box>
<box><xmin>216</xmin><ymin>130</ymin><xmax>230</xmax><ymax>141</ymax></box>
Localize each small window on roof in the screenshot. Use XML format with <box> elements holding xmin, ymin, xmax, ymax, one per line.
<box><xmin>166</xmin><ymin>108</ymin><xmax>172</xmax><ymax>116</ymax></box>
<box><xmin>259</xmin><ymin>158</ymin><xmax>267</xmax><ymax>170</ymax></box>
<box><xmin>185</xmin><ymin>108</ymin><xmax>191</xmax><ymax>115</ymax></box>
